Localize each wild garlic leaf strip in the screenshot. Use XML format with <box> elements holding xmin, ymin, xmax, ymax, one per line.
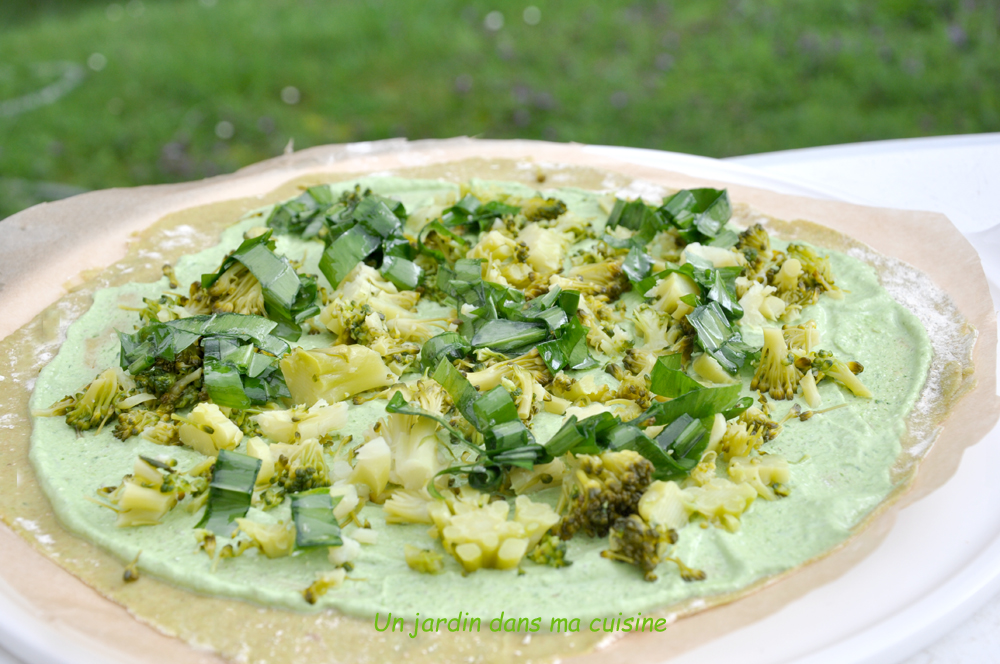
<box><xmin>199</xmin><ymin>229</ymin><xmax>320</xmax><ymax>341</ymax></box>
<box><xmin>313</xmin><ymin>189</ymin><xmax>423</xmax><ymax>291</ymax></box>
<box><xmin>429</xmin><ymin>258</ymin><xmax>594</xmax><ymax>371</ymax></box>
<box><xmin>291</xmin><ymin>488</ymin><xmax>343</xmax><ymax>549</ymax></box>
<box><xmin>196</xmin><ymin>450</ymin><xmax>261</xmax><ymax>536</ymax></box>
<box><xmin>119</xmin><ymin>314</ymin><xmax>291</xmax><ymax>410</ymax></box>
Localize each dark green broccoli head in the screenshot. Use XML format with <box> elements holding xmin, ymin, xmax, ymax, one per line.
<box><xmin>527</xmin><ymin>531</ymin><xmax>572</xmax><ymax>568</ymax></box>
<box><xmin>601</xmin><ymin>514</ymin><xmax>675</xmax><ymax>581</ymax></box>
<box><xmin>556</xmin><ymin>450</ymin><xmax>654</xmax><ymax>540</ymax></box>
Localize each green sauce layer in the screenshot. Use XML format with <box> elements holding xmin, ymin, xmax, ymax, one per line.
<box><xmin>29</xmin><ymin>177</ymin><xmax>931</xmax><ymax>622</ymax></box>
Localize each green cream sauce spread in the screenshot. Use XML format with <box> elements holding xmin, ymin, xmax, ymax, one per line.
<box><xmin>29</xmin><ymin>177</ymin><xmax>932</xmax><ymax>622</ymax></box>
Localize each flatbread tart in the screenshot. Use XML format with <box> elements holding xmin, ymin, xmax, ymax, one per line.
<box><xmin>0</xmin><ymin>139</ymin><xmax>994</xmax><ymax>664</ymax></box>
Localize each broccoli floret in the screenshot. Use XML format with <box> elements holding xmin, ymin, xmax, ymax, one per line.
<box><xmin>521</xmin><ymin>197</ymin><xmax>568</xmax><ymax>222</ymax></box>
<box><xmin>787</xmin><ymin>243</ymin><xmax>839</xmax><ymax>293</ymax></box>
<box><xmin>716</xmin><ymin>421</ymin><xmax>764</xmax><ymax>460</ymax></box>
<box><xmin>467</xmin><ymin>349</ymin><xmax>551</xmax><ymax>388</ymax></box>
<box><xmin>36</xmin><ymin>367</ymin><xmax>136</xmax><ymax>433</ymax></box>
<box><xmin>736</xmin><ymin>223</ymin><xmax>773</xmax><ymax>277</ymax></box>
<box><xmin>186</xmin><ymin>262</ymin><xmax>266</xmax><ymax>316</ymax></box>
<box><xmin>750</xmin><ymin>327</ymin><xmax>802</xmax><ymax>400</ymax></box>
<box><xmin>302</xmin><ymin>569</ymin><xmax>347</xmax><ymax>604</ymax></box>
<box><xmin>765</xmin><ymin>244</ymin><xmax>841</xmax><ymax>318</ymax></box>
<box><xmin>550</xmin><ymin>259</ymin><xmax>629</xmax><ymax>301</ymax></box>
<box><xmin>224</xmin><ymin>408</ymin><xmax>263</xmax><ymax>438</ymax></box>
<box><xmin>622</xmin><ymin>348</ymin><xmax>658</xmax><ymax>377</ymax></box>
<box><xmin>421</xmin><ymin>224</ymin><xmax>469</xmax><ymax>266</ymax></box>
<box><xmin>384</xmin><ymin>488</ymin><xmax>435</xmax><ymax>524</ymax></box>
<box><xmin>807</xmin><ymin>349</ymin><xmax>872</xmax><ymax>398</ymax></box>
<box><xmin>550</xmin><ymin>372</ymin><xmax>613</xmax><ymax>405</ymax></box>
<box><xmin>96</xmin><ymin>456</ymin><xmax>207</xmax><ymax>527</ymax></box>
<box><xmin>233</xmin><ymin>519</ymin><xmax>295</xmax><ymax>558</ymax></box>
<box><xmin>556</xmin><ymin>450</ymin><xmax>654</xmax><ymax>540</ymax></box>
<box><xmin>142</xmin><ymin>420</ymin><xmax>181</xmax><ymax>446</ymax></box>
<box><xmin>375</xmin><ymin>381</ymin><xmax>448</xmax><ymax>491</ymax></box>
<box><xmin>527</xmin><ymin>532</ymin><xmax>571</xmax><ymax>568</ymax></box>
<box><xmin>114</xmin><ymin>407</ymin><xmax>167</xmax><ymax>441</ymax></box>
<box><xmin>127</xmin><ymin>294</ymin><xmax>188</xmax><ymax>325</ymax></box>
<box><xmin>615</xmin><ymin>374</ymin><xmax>653</xmax><ymax>409</ymax></box>
<box><xmin>631</xmin><ymin>305</ymin><xmax>694</xmax><ymax>357</ymax></box>
<box><xmin>273</xmin><ymin>439</ymin><xmax>332</xmax><ymax>493</ymax></box>
<box><xmin>132</xmin><ymin>344</ymin><xmax>205</xmax><ymax>409</ymax></box>
<box><xmin>601</xmin><ymin>514</ymin><xmax>704</xmax><ymax>582</ymax></box>
<box><xmin>280</xmin><ymin>345</ymin><xmax>396</xmax><ymax>406</ymax></box>
<box><xmin>468</xmin><ymin>230</ymin><xmax>533</xmax><ymax>289</ymax></box>
<box><xmin>404</xmin><ymin>544</ymin><xmax>445</xmax><ymax>574</ymax></box>
<box><xmin>577</xmin><ymin>295</ymin><xmax>630</xmax><ymax>355</ymax></box>
<box><xmin>516</xmin><ymin>224</ymin><xmax>571</xmax><ymax>276</ymax></box>
<box><xmin>319</xmin><ymin>264</ymin><xmax>449</xmax><ymax>346</ymax></box>
<box><xmin>176</xmin><ymin>402</ymin><xmax>244</xmax><ymax>456</ymax></box>
<box><xmin>782</xmin><ymin>320</ymin><xmax>820</xmax><ymax>355</ymax></box>
<box><xmin>728</xmin><ymin>455</ymin><xmax>791</xmax><ymax>500</ymax></box>
<box><xmin>254</xmin><ymin>400</ymin><xmax>348</xmax><ymax>444</ymax></box>
<box><xmin>738</xmin><ymin>406</ymin><xmax>781</xmax><ymax>442</ymax></box>
<box><xmin>435</xmin><ymin>497</ymin><xmax>553</xmax><ymax>573</ymax></box>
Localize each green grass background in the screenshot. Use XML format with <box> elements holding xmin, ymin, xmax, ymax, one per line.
<box><xmin>1</xmin><ymin>0</ymin><xmax>998</xmax><ymax>219</ymax></box>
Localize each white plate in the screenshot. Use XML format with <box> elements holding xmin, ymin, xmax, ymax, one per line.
<box><xmin>1</xmin><ymin>143</ymin><xmax>997</xmax><ymax>664</ymax></box>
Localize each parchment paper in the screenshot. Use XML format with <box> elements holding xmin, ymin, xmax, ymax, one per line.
<box><xmin>0</xmin><ymin>138</ymin><xmax>996</xmax><ymax>664</ymax></box>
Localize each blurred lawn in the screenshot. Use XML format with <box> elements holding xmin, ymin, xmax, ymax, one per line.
<box><xmin>1</xmin><ymin>0</ymin><xmax>998</xmax><ymax>218</ymax></box>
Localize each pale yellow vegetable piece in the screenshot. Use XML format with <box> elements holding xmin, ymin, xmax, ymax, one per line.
<box><xmin>330</xmin><ymin>484</ymin><xmax>361</xmax><ymax>521</ymax></box>
<box><xmin>513</xmin><ymin>495</ymin><xmax>559</xmax><ymax>550</ymax></box>
<box><xmin>350</xmin><ymin>437</ymin><xmax>391</xmax><ymax>500</ymax></box>
<box><xmin>404</xmin><ymin>544</ymin><xmax>445</xmax><ymax>574</ymax></box>
<box><xmin>728</xmin><ymin>455</ymin><xmax>791</xmax><ymax>501</ymax></box>
<box><xmin>693</xmin><ymin>353</ymin><xmax>737</xmax><ymax>385</ymax></box>
<box><xmin>646</xmin><ymin>271</ymin><xmax>699</xmax><ymax>318</ymax></box>
<box><xmin>683</xmin><ymin>478</ymin><xmax>757</xmax><ymax>532</ymax></box>
<box><xmin>705</xmin><ymin>413</ymin><xmax>727</xmax><ymax>454</ymax></box>
<box><xmin>178</xmin><ymin>403</ymin><xmax>243</xmax><ymax>456</ymax></box>
<box><xmin>234</xmin><ymin>519</ymin><xmax>295</xmax><ymax>558</ymax></box>
<box><xmin>800</xmin><ymin>371</ymin><xmax>822</xmax><ymax>408</ymax></box>
<box><xmin>253</xmin><ymin>399</ymin><xmax>348</xmax><ymax>444</ymax></box>
<box><xmin>517</xmin><ymin>224</ymin><xmax>569</xmax><ymax>274</ymax></box>
<box><xmin>638</xmin><ymin>480</ymin><xmax>692</xmax><ymax>531</ymax></box>
<box><xmin>383</xmin><ymin>488</ymin><xmax>435</xmax><ymax>525</ymax></box>
<box><xmin>773</xmin><ymin>258</ymin><xmax>803</xmax><ymax>290</ymax></box>
<box><xmin>760</xmin><ymin>295</ymin><xmax>787</xmax><ymax>320</ymax></box>
<box><xmin>246</xmin><ymin>437</ymin><xmax>275</xmax><ymax>486</ymax></box>
<box><xmin>328</xmin><ymin>537</ymin><xmax>361</xmax><ymax>567</ymax></box>
<box><xmin>280</xmin><ymin>345</ymin><xmax>395</xmax><ymax>406</ymax></box>
<box><xmin>682</xmin><ymin>242</ymin><xmax>742</xmax><ymax>268</ymax></box>
<box><xmin>115</xmin><ymin>483</ymin><xmax>177</xmax><ymax>527</ymax></box>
